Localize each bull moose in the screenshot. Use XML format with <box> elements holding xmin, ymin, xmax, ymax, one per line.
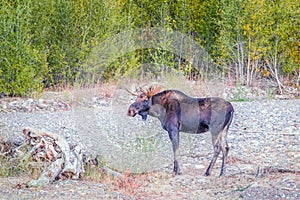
<box><xmin>127</xmin><ymin>86</ymin><xmax>234</xmax><ymax>176</ymax></box>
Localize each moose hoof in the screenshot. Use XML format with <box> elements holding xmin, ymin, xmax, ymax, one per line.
<box><xmin>173</xmin><ymin>161</ymin><xmax>182</xmax><ymax>175</ymax></box>
<box><xmin>219</xmin><ymin>172</ymin><xmax>225</xmax><ymax>177</ymax></box>
<box><xmin>175</xmin><ymin>171</ymin><xmax>182</xmax><ymax>175</ymax></box>
<box><xmin>173</xmin><ymin>171</ymin><xmax>182</xmax><ymax>176</ymax></box>
<box><xmin>204</xmin><ymin>171</ymin><xmax>211</xmax><ymax>176</ymax></box>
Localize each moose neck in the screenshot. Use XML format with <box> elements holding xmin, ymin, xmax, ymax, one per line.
<box><xmin>148</xmin><ymin>96</ymin><xmax>166</xmax><ymax>123</ymax></box>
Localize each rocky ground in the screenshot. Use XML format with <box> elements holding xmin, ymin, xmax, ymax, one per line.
<box><xmin>0</xmin><ymin>87</ymin><xmax>299</xmax><ymax>199</ymax></box>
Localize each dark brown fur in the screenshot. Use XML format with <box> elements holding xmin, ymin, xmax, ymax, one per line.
<box><xmin>128</xmin><ymin>89</ymin><xmax>234</xmax><ymax>176</ymax></box>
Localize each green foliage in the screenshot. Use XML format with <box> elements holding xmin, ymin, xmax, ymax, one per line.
<box><xmin>0</xmin><ymin>0</ymin><xmax>47</xmax><ymax>96</ymax></box>
<box><xmin>0</xmin><ymin>0</ymin><xmax>117</xmax><ymax>96</ymax></box>
<box><xmin>0</xmin><ymin>0</ymin><xmax>299</xmax><ymax>96</ymax></box>
<box><xmin>217</xmin><ymin>0</ymin><xmax>300</xmax><ymax>85</ymax></box>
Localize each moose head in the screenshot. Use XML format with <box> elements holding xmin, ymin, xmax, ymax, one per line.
<box><xmin>127</xmin><ymin>86</ymin><xmax>161</xmax><ymax>120</ymax></box>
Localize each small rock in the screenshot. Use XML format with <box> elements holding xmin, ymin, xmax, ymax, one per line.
<box><xmin>37</xmin><ymin>99</ymin><xmax>48</xmax><ymax>109</ymax></box>
<box><xmin>0</xmin><ymin>101</ymin><xmax>8</xmax><ymax>109</ymax></box>
<box><xmin>194</xmin><ymin>164</ymin><xmax>205</xmax><ymax>169</ymax></box>
<box><xmin>274</xmin><ymin>94</ymin><xmax>290</xmax><ymax>100</ymax></box>
<box><xmin>38</xmin><ymin>99</ymin><xmax>45</xmax><ymax>104</ymax></box>
<box><xmin>196</xmin><ymin>178</ymin><xmax>206</xmax><ymax>183</ymax></box>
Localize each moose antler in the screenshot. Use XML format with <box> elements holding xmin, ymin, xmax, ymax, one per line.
<box><xmin>124</xmin><ymin>87</ymin><xmax>138</xmax><ymax>96</ymax></box>
<box><xmin>125</xmin><ymin>85</ymin><xmax>161</xmax><ymax>97</ymax></box>
<box><xmin>140</xmin><ymin>86</ymin><xmax>161</xmax><ymax>97</ymax></box>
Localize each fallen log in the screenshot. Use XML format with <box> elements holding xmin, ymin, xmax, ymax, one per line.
<box><xmin>22</xmin><ymin>127</ymin><xmax>85</xmax><ymax>187</ymax></box>
<box><xmin>27</xmin><ymin>158</ymin><xmax>65</xmax><ymax>187</ymax></box>
<box><xmin>20</xmin><ymin>127</ymin><xmax>123</xmax><ymax>187</ymax></box>
<box><xmin>1</xmin><ymin>127</ymin><xmax>125</xmax><ymax>187</ymax></box>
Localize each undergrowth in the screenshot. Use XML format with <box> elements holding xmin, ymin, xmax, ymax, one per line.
<box><xmin>0</xmin><ymin>138</ymin><xmax>44</xmax><ymax>178</ymax></box>
<box><xmin>83</xmin><ymin>158</ymin><xmax>149</xmax><ymax>196</ymax></box>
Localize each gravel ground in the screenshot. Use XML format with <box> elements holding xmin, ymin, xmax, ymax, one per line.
<box><xmin>0</xmin><ymin>92</ymin><xmax>299</xmax><ymax>199</ymax></box>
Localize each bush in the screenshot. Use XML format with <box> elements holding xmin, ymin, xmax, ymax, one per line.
<box><xmin>0</xmin><ymin>0</ymin><xmax>299</xmax><ymax>96</ymax></box>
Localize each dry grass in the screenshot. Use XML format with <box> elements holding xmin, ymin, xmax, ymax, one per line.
<box><xmin>83</xmin><ymin>163</ymin><xmax>150</xmax><ymax>196</ymax></box>
<box><xmin>0</xmin><ymin>137</ymin><xmax>43</xmax><ymax>178</ymax></box>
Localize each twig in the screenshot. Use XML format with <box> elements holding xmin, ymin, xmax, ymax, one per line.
<box><xmin>233</xmin><ymin>183</ymin><xmax>253</xmax><ymax>192</ymax></box>
<box><xmin>269</xmin><ymin>132</ymin><xmax>300</xmax><ymax>136</ymax></box>
<box><xmin>22</xmin><ymin>140</ymin><xmax>44</xmax><ymax>161</ymax></box>
<box><xmin>256</xmin><ymin>166</ymin><xmax>300</xmax><ymax>177</ymax></box>
<box><xmin>86</xmin><ymin>155</ymin><xmax>123</xmax><ymax>178</ymax></box>
<box><xmin>102</xmin><ymin>166</ymin><xmax>124</xmax><ymax>178</ymax></box>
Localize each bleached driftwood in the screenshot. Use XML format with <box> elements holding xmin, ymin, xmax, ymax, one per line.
<box><xmin>21</xmin><ymin>127</ymin><xmax>123</xmax><ymax>187</ymax></box>
<box><xmin>27</xmin><ymin>158</ymin><xmax>65</xmax><ymax>187</ymax></box>
<box><xmin>22</xmin><ymin>127</ymin><xmax>84</xmax><ymax>187</ymax></box>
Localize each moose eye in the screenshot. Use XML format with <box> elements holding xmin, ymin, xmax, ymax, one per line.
<box><xmin>137</xmin><ymin>94</ymin><xmax>148</xmax><ymax>103</ymax></box>
<box><xmin>141</xmin><ymin>99</ymin><xmax>148</xmax><ymax>105</ymax></box>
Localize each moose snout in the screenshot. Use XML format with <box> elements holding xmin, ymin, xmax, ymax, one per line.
<box><xmin>128</xmin><ymin>106</ymin><xmax>137</xmax><ymax>117</ymax></box>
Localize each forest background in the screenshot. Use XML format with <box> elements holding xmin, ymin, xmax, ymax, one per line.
<box><xmin>0</xmin><ymin>0</ymin><xmax>299</xmax><ymax>97</ymax></box>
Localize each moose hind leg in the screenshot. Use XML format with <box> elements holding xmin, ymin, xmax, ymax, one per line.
<box><xmin>205</xmin><ymin>138</ymin><xmax>221</xmax><ymax>176</ymax></box>
<box><xmin>219</xmin><ymin>137</ymin><xmax>229</xmax><ymax>177</ymax></box>
<box><xmin>220</xmin><ymin>130</ymin><xmax>229</xmax><ymax>176</ymax></box>
<box><xmin>219</xmin><ymin>108</ymin><xmax>233</xmax><ymax>176</ymax></box>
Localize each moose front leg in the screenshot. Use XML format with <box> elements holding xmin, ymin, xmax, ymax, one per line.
<box><xmin>168</xmin><ymin>130</ymin><xmax>181</xmax><ymax>175</ymax></box>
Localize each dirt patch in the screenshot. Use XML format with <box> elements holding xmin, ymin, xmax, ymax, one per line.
<box><xmin>0</xmin><ymin>166</ymin><xmax>299</xmax><ymax>199</ymax></box>
<box><xmin>0</xmin><ymin>89</ymin><xmax>299</xmax><ymax>199</ymax></box>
